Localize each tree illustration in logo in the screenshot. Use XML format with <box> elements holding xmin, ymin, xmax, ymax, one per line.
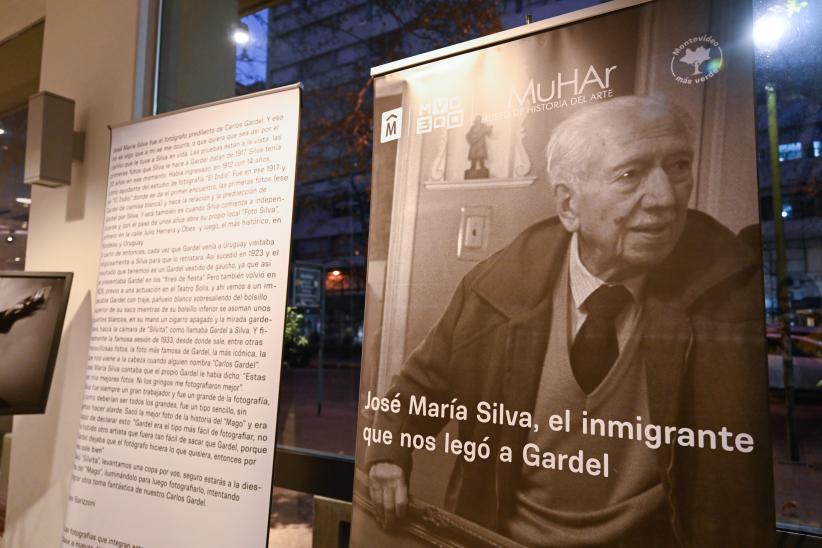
<box><xmin>679</xmin><ymin>46</ymin><xmax>712</xmax><ymax>75</ymax></box>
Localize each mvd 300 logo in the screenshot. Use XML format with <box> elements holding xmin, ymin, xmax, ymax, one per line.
<box><xmin>416</xmin><ymin>97</ymin><xmax>464</xmax><ymax>134</ymax></box>
<box><xmin>670</xmin><ymin>35</ymin><xmax>723</xmax><ymax>85</ymax></box>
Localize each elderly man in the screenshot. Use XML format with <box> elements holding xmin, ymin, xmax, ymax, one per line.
<box><xmin>366</xmin><ymin>95</ymin><xmax>772</xmax><ymax>547</ymax></box>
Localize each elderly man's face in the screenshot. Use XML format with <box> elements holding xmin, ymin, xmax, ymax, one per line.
<box><xmin>572</xmin><ymin>110</ymin><xmax>693</xmax><ymax>281</ymax></box>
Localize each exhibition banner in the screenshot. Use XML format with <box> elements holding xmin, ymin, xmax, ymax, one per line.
<box><xmin>353</xmin><ymin>0</ymin><xmax>774</xmax><ymax>546</ymax></box>
<box><xmin>63</xmin><ymin>85</ymin><xmax>300</xmax><ymax>547</ymax></box>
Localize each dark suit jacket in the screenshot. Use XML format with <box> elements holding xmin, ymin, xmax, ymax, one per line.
<box><xmin>366</xmin><ymin>210</ymin><xmax>774</xmax><ymax>547</ymax></box>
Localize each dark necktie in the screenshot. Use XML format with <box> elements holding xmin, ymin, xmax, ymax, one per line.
<box><xmin>570</xmin><ymin>284</ymin><xmax>632</xmax><ymax>394</ymax></box>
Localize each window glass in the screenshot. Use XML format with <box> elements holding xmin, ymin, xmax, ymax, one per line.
<box><xmin>267</xmin><ymin>487</ymin><xmax>313</xmax><ymax>546</ymax></box>
<box><xmin>778</xmin><ymin>141</ymin><xmax>802</xmax><ymax>161</ymax></box>
<box><xmin>0</xmin><ymin>20</ymin><xmax>42</xmax><ymax>528</ymax></box>
<box><xmin>157</xmin><ymin>0</ymin><xmax>822</xmax><ymax>540</ymax></box>
<box><xmin>158</xmin><ymin>0</ymin><xmax>604</xmax><ymax>462</ymax></box>
<box><xmin>0</xmin><ymin>106</ymin><xmax>29</xmax><ymax>270</ymax></box>
<box><xmin>157</xmin><ymin>0</ymin><xmax>605</xmax><ymax>541</ymax></box>
<box><xmin>754</xmin><ymin>0</ymin><xmax>822</xmax><ymax>534</ymax></box>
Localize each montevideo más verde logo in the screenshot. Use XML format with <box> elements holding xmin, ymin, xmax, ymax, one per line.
<box><xmin>670</xmin><ymin>35</ymin><xmax>723</xmax><ymax>84</ymax></box>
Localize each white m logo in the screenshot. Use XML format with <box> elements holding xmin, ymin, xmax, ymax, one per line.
<box><xmin>380</xmin><ymin>108</ymin><xmax>403</xmax><ymax>143</ymax></box>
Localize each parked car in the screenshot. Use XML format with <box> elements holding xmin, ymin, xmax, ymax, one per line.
<box><xmin>766</xmin><ymin>333</ymin><xmax>822</xmax><ymax>392</ymax></box>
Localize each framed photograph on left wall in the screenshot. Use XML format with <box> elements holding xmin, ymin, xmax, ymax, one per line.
<box><xmin>0</xmin><ymin>271</ymin><xmax>72</xmax><ymax>415</ymax></box>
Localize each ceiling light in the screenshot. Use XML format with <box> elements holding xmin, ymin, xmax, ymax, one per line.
<box><xmin>15</xmin><ymin>197</ymin><xmax>31</xmax><ymax>205</ymax></box>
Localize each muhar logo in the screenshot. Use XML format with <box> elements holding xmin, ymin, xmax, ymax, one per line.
<box><xmin>508</xmin><ymin>65</ymin><xmax>617</xmax><ymax>108</ymax></box>
<box><xmin>671</xmin><ymin>35</ymin><xmax>723</xmax><ymax>85</ymax></box>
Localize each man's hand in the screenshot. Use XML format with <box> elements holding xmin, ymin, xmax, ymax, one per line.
<box><xmin>368</xmin><ymin>462</ymin><xmax>408</xmax><ymax>529</ymax></box>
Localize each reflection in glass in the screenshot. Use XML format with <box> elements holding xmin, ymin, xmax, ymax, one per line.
<box><xmin>226</xmin><ymin>0</ymin><xmax>602</xmax><ymax>460</ymax></box>
<box><xmin>755</xmin><ymin>0</ymin><xmax>822</xmax><ymax>534</ymax></box>
<box><xmin>0</xmin><ymin>107</ymin><xmax>30</xmax><ymax>270</ymax></box>
<box><xmin>156</xmin><ymin>0</ymin><xmax>822</xmax><ymax>537</ymax></box>
<box><xmin>268</xmin><ymin>486</ymin><xmax>313</xmax><ymax>547</ymax></box>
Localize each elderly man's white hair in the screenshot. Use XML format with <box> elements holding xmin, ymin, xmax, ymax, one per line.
<box><xmin>545</xmin><ymin>95</ymin><xmax>695</xmax><ymax>191</ymax></box>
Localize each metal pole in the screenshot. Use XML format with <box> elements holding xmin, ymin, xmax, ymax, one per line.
<box><xmin>317</xmin><ymin>271</ymin><xmax>326</xmax><ymax>417</ymax></box>
<box><xmin>766</xmin><ymin>83</ymin><xmax>800</xmax><ymax>462</ymax></box>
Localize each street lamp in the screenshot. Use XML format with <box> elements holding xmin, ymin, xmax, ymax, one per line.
<box><xmin>753</xmin><ymin>13</ymin><xmax>787</xmax><ymax>51</ymax></box>
<box><xmin>232</xmin><ymin>22</ymin><xmax>251</xmax><ymax>45</ymax></box>
<box><xmin>754</xmin><ymin>9</ymin><xmax>800</xmax><ymax>462</ymax></box>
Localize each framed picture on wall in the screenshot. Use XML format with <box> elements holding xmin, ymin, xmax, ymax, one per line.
<box><xmin>0</xmin><ymin>271</ymin><xmax>72</xmax><ymax>415</ymax></box>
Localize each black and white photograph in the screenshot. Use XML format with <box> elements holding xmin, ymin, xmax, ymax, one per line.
<box><xmin>0</xmin><ymin>272</ymin><xmax>71</xmax><ymax>415</ymax></box>
<box><xmin>352</xmin><ymin>0</ymin><xmax>775</xmax><ymax>546</ymax></box>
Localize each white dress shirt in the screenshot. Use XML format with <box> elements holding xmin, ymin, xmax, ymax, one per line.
<box><xmin>568</xmin><ymin>233</ymin><xmax>646</xmax><ymax>351</ymax></box>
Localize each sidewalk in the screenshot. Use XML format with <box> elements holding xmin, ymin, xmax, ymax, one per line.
<box><xmin>771</xmin><ymin>398</ymin><xmax>822</xmax><ymax>530</ymax></box>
